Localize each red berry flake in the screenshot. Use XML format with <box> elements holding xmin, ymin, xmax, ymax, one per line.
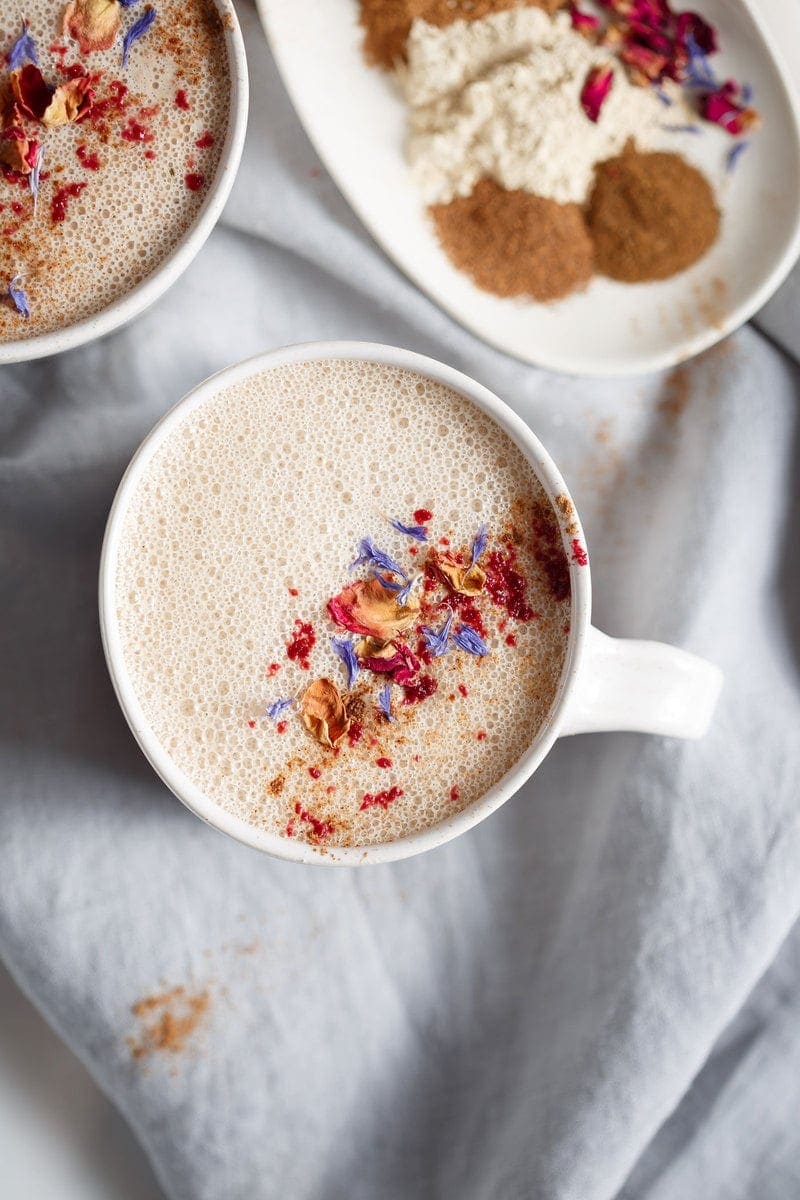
<box><xmin>414</xmin><ymin>508</ymin><xmax>433</xmax><ymax>524</ymax></box>
<box><xmin>476</xmin><ymin>730</ymin><xmax>487</xmax><ymax>741</ymax></box>
<box><xmin>286</xmin><ymin>619</ymin><xmax>316</xmax><ymax>669</ymax></box>
<box><xmin>247</xmin><ymin>719</ymin><xmax>256</xmax><ymax>729</ymax></box>
<box><xmin>458</xmin><ymin>684</ymin><xmax>468</xmax><ymax>698</ymax></box>
<box><xmin>360</xmin><ymin>786</ymin><xmax>403</xmax><ymax>811</ymax></box>
<box><xmin>294</xmin><ymin>802</ymin><xmax>333</xmax><ymax>840</ymax></box>
<box><xmin>285</xmin><ymin>819</ymin><xmax>295</xmax><ymax>837</ymax></box>
<box><xmin>505</xmin><ymin>633</ymin><xmax>517</xmax><ymax>647</ymax></box>
<box><xmin>571</xmin><ymin>539</ymin><xmax>588</xmax><ymax>566</ymax></box>
<box><xmin>76</xmin><ymin>144</ymin><xmax>101</xmax><ymax>171</ymax></box>
<box><xmin>195</xmin><ymin>131</ymin><xmax>214</xmax><ymax>149</ymax></box>
<box><xmin>175</xmin><ymin>89</ymin><xmax>190</xmax><ymax>110</ymax></box>
<box><xmin>347</xmin><ymin>721</ymin><xmax>364</xmax><ymax>747</ymax></box>
<box><xmin>402</xmin><ymin>674</ymin><xmax>438</xmax><ymax>705</ymax></box>
<box><xmin>484</xmin><ymin>549</ymin><xmax>536</xmax><ymax>622</ymax></box>
<box><xmin>276</xmin><ymin>721</ymin><xmax>288</xmax><ymax>734</ymax></box>
<box><xmin>288</xmin><ymin>587</ymin><xmax>299</xmax><ymax>597</ymax></box>
<box><xmin>450</xmin><ymin>785</ymin><xmax>460</xmax><ymax>803</ymax></box>
<box><xmin>375</xmin><ymin>757</ymin><xmax>392</xmax><ymax>769</ymax></box>
<box><xmin>184</xmin><ymin>172</ymin><xmax>205</xmax><ymax>192</ymax></box>
<box><xmin>10</xmin><ymin>201</ymin><xmax>24</xmax><ymax>215</ymax></box>
<box><xmin>439</xmin><ymin>536</ymin><xmax>450</xmax><ymax>547</ymax></box>
<box><xmin>121</xmin><ymin>119</ymin><xmax>154</xmax><ymax>144</ymax></box>
<box><xmin>51</xmin><ymin>181</ymin><xmax>86</xmax><ymax>224</ymax></box>
<box><xmin>308</xmin><ymin>766</ymin><xmax>322</xmax><ymax>780</ymax></box>
<box><xmin>267</xmin><ymin>662</ymin><xmax>281</xmax><ymax>676</ymax></box>
<box><xmin>144</xmin><ymin>150</ymin><xmax>156</xmax><ymax>160</ymax></box>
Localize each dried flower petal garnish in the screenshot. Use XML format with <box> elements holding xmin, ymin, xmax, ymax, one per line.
<box><xmin>42</xmin><ymin>77</ymin><xmax>94</xmax><ymax>126</ymax></box>
<box><xmin>8</xmin><ymin>21</ymin><xmax>39</xmax><ymax>70</ymax></box>
<box><xmin>7</xmin><ymin>275</ymin><xmax>30</xmax><ymax>319</ymax></box>
<box><xmin>377</xmin><ymin>684</ymin><xmax>394</xmax><ymax>721</ymax></box>
<box><xmin>662</xmin><ymin>123</ymin><xmax>701</xmax><ymax>133</ymax></box>
<box><xmin>726</xmin><ymin>140</ymin><xmax>748</xmax><ymax>172</ymax></box>
<box><xmin>581</xmin><ymin>65</ymin><xmax>614</xmax><ymax>123</ymax></box>
<box><xmin>701</xmin><ymin>79</ymin><xmax>760</xmax><ymax>136</ymax></box>
<box><xmin>358</xmin><ymin>639</ymin><xmax>420</xmax><ymax>685</ymax></box>
<box><xmin>569</xmin><ymin>2</ymin><xmax>600</xmax><ymax>37</ymax></box>
<box><xmin>329</xmin><ymin>577</ymin><xmax>419</xmax><ymax>641</ymax></box>
<box><xmin>300</xmin><ymin>677</ymin><xmax>350</xmax><ymax>749</ymax></box>
<box><xmin>122</xmin><ymin>5</ymin><xmax>156</xmax><ymax>67</ymax></box>
<box><xmin>682</xmin><ymin>32</ymin><xmax>717</xmax><ymax>89</ymax></box>
<box><xmin>433</xmin><ymin>551</ymin><xmax>486</xmax><ymax>597</ymax></box>
<box><xmin>350</xmin><ymin>536</ymin><xmax>407</xmax><ymax>580</ymax></box>
<box><xmin>0</xmin><ymin>127</ymin><xmax>39</xmax><ymax>174</ymax></box>
<box><xmin>331</xmin><ymin>636</ymin><xmax>359</xmax><ymax>688</ymax></box>
<box><xmin>388</xmin><ymin>517</ymin><xmax>428</xmax><ymax>542</ymax></box>
<box><xmin>63</xmin><ymin>0</ymin><xmax>122</xmax><ymax>54</ymax></box>
<box><xmin>421</xmin><ymin>610</ymin><xmax>454</xmax><ymax>658</ymax></box>
<box><xmin>452</xmin><ymin>625</ymin><xmax>488</xmax><ymax>657</ymax></box>
<box><xmin>266</xmin><ymin>697</ymin><xmax>294</xmax><ymax>722</ymax></box>
<box><xmin>373</xmin><ymin>571</ymin><xmax>417</xmax><ymax>606</ymax></box>
<box><xmin>470</xmin><ymin>523</ymin><xmax>488</xmax><ymax>566</ymax></box>
<box><xmin>29</xmin><ymin>145</ymin><xmax>43</xmax><ymax>210</ymax></box>
<box><xmin>11</xmin><ymin>65</ymin><xmax>53</xmax><ymax>120</ymax></box>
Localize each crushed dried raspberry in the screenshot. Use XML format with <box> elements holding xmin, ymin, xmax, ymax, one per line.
<box><xmin>375</xmin><ymin>757</ymin><xmax>392</xmax><ymax>769</ymax></box>
<box><xmin>286</xmin><ymin>619</ymin><xmax>316</xmax><ymax>669</ymax></box>
<box><xmin>360</xmin><ymin>786</ymin><xmax>403</xmax><ymax>811</ymax></box>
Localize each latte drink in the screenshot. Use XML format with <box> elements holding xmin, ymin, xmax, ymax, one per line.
<box><xmin>0</xmin><ymin>0</ymin><xmax>230</xmax><ymax>342</ymax></box>
<box><xmin>114</xmin><ymin>360</ymin><xmax>573</xmax><ymax>848</ymax></box>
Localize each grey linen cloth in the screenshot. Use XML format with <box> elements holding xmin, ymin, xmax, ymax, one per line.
<box><xmin>2</xmin><ymin>6</ymin><xmax>800</xmax><ymax>1197</ymax></box>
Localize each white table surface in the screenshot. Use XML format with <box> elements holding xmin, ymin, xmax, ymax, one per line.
<box><xmin>1</xmin><ymin>3</ymin><xmax>796</xmax><ymax>1196</ymax></box>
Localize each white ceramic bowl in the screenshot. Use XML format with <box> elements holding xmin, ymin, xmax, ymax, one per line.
<box><xmin>0</xmin><ymin>0</ymin><xmax>248</xmax><ymax>365</ymax></box>
<box><xmin>99</xmin><ymin>342</ymin><xmax>722</xmax><ymax>865</ymax></box>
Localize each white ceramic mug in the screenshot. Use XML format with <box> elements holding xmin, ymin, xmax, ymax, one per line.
<box><xmin>99</xmin><ymin>342</ymin><xmax>724</xmax><ymax>865</ymax></box>
<box><xmin>0</xmin><ymin>0</ymin><xmax>248</xmax><ymax>365</ymax></box>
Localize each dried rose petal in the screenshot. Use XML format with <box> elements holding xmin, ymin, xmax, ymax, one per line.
<box><xmin>42</xmin><ymin>77</ymin><xmax>93</xmax><ymax>126</ymax></box>
<box><xmin>63</xmin><ymin>0</ymin><xmax>121</xmax><ymax>54</ymax></box>
<box><xmin>569</xmin><ymin>2</ymin><xmax>600</xmax><ymax>36</ymax></box>
<box><xmin>357</xmin><ymin>639</ymin><xmax>420</xmax><ymax>686</ymax></box>
<box><xmin>432</xmin><ymin>551</ymin><xmax>486</xmax><ymax>597</ymax></box>
<box><xmin>300</xmin><ymin>678</ymin><xmax>350</xmax><ymax>749</ymax></box>
<box><xmin>675</xmin><ymin>10</ymin><xmax>717</xmax><ymax>55</ymax></box>
<box><xmin>10</xmin><ymin>65</ymin><xmax>53</xmax><ymax>121</ymax></box>
<box><xmin>702</xmin><ymin>79</ymin><xmax>760</xmax><ymax>136</ymax></box>
<box><xmin>620</xmin><ymin>41</ymin><xmax>669</xmax><ymax>82</ymax></box>
<box><xmin>0</xmin><ymin>126</ymin><xmax>39</xmax><ymax>173</ymax></box>
<box><xmin>328</xmin><ymin>577</ymin><xmax>419</xmax><ymax>641</ymax></box>
<box><xmin>580</xmin><ymin>64</ymin><xmax>614</xmax><ymax>122</ymax></box>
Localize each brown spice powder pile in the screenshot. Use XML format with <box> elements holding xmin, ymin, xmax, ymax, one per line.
<box><xmin>127</xmin><ymin>985</ymin><xmax>210</xmax><ymax>1059</ymax></box>
<box><xmin>359</xmin><ymin>0</ymin><xmax>564</xmax><ymax>70</ymax></box>
<box><xmin>429</xmin><ymin>179</ymin><xmax>594</xmax><ymax>302</ymax></box>
<box><xmin>587</xmin><ymin>147</ymin><xmax>721</xmax><ymax>283</ymax></box>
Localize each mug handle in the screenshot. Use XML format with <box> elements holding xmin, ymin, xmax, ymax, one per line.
<box><xmin>560</xmin><ymin>626</ymin><xmax>723</xmax><ymax>739</ymax></box>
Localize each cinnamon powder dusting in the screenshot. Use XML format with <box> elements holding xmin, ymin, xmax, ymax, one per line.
<box><xmin>127</xmin><ymin>986</ymin><xmax>210</xmax><ymax>1059</ymax></box>
<box><xmin>429</xmin><ymin>180</ymin><xmax>593</xmax><ymax>302</ymax></box>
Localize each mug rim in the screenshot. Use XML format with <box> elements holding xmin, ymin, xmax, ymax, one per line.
<box><xmin>98</xmin><ymin>341</ymin><xmax>592</xmax><ymax>865</ymax></box>
<box><xmin>0</xmin><ymin>0</ymin><xmax>248</xmax><ymax>366</ymax></box>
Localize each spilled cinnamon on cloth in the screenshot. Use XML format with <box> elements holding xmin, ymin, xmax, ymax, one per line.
<box><xmin>359</xmin><ymin>0</ymin><xmax>564</xmax><ymax>70</ymax></box>
<box><xmin>587</xmin><ymin>145</ymin><xmax>720</xmax><ymax>282</ymax></box>
<box><xmin>127</xmin><ymin>985</ymin><xmax>210</xmax><ymax>1059</ymax></box>
<box><xmin>429</xmin><ymin>178</ymin><xmax>594</xmax><ymax>302</ymax></box>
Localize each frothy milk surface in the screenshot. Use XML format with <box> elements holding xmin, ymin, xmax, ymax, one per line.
<box><xmin>0</xmin><ymin>0</ymin><xmax>229</xmax><ymax>343</ymax></box>
<box><xmin>115</xmin><ymin>361</ymin><xmax>572</xmax><ymax>849</ymax></box>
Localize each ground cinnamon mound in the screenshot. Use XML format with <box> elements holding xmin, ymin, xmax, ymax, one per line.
<box><xmin>429</xmin><ymin>178</ymin><xmax>594</xmax><ymax>302</ymax></box>
<box><xmin>359</xmin><ymin>0</ymin><xmax>564</xmax><ymax>70</ymax></box>
<box><xmin>587</xmin><ymin>146</ymin><xmax>720</xmax><ymax>283</ymax></box>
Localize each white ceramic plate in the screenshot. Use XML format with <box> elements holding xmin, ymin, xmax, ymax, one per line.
<box><xmin>256</xmin><ymin>0</ymin><xmax>800</xmax><ymax>376</ymax></box>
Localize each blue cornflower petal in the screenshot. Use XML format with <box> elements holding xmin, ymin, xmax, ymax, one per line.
<box><xmin>452</xmin><ymin>625</ymin><xmax>488</xmax><ymax>657</ymax></box>
<box><xmin>683</xmin><ymin>33</ymin><xmax>717</xmax><ymax>90</ymax></box>
<box><xmin>655</xmin><ymin>89</ymin><xmax>673</xmax><ymax>107</ymax></box>
<box><xmin>122</xmin><ymin>6</ymin><xmax>156</xmax><ymax>67</ymax></box>
<box><xmin>331</xmin><ymin>636</ymin><xmax>359</xmax><ymax>688</ymax></box>
<box><xmin>421</xmin><ymin>611</ymin><xmax>454</xmax><ymax>658</ymax></box>
<box><xmin>726</xmin><ymin>140</ymin><xmax>749</xmax><ymax>172</ymax></box>
<box><xmin>470</xmin><ymin>523</ymin><xmax>488</xmax><ymax>565</ymax></box>
<box><xmin>351</xmin><ymin>536</ymin><xmax>407</xmax><ymax>580</ymax></box>
<box><xmin>8</xmin><ymin>276</ymin><xmax>30</xmax><ymax>320</ymax></box>
<box><xmin>389</xmin><ymin>517</ymin><xmax>428</xmax><ymax>542</ymax></box>
<box><xmin>29</xmin><ymin>146</ymin><xmax>43</xmax><ymax>212</ymax></box>
<box><xmin>396</xmin><ymin>578</ymin><xmax>416</xmax><ymax>606</ymax></box>
<box><xmin>662</xmin><ymin>124</ymin><xmax>702</xmax><ymax>134</ymax></box>
<box><xmin>266</xmin><ymin>697</ymin><xmax>294</xmax><ymax>721</ymax></box>
<box><xmin>119</xmin><ymin>0</ymin><xmax>141</xmax><ymax>6</ymax></box>
<box><xmin>377</xmin><ymin>684</ymin><xmax>394</xmax><ymax>721</ymax></box>
<box><xmin>8</xmin><ymin>21</ymin><xmax>38</xmax><ymax>69</ymax></box>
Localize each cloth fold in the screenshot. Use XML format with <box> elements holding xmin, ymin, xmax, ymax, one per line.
<box><xmin>1</xmin><ymin>5</ymin><xmax>800</xmax><ymax>1198</ymax></box>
